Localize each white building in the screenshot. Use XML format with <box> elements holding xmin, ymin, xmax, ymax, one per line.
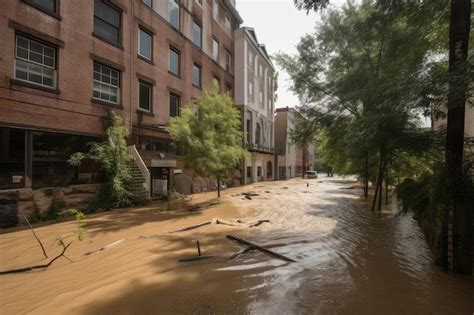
<box><xmin>234</xmin><ymin>27</ymin><xmax>276</xmax><ymax>184</ymax></box>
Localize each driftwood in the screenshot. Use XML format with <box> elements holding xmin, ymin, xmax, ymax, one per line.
<box><xmin>215</xmin><ymin>219</ymin><xmax>241</xmax><ymax>226</ymax></box>
<box><xmin>178</xmin><ymin>240</ymin><xmax>216</xmax><ymax>262</ymax></box>
<box><xmin>226</xmin><ymin>235</ymin><xmax>296</xmax><ymax>263</ymax></box>
<box><xmin>0</xmin><ymin>241</ymin><xmax>72</xmax><ymax>275</ymax></box>
<box><xmin>22</xmin><ymin>213</ymin><xmax>48</xmax><ymax>259</ymax></box>
<box><xmin>168</xmin><ymin>221</ymin><xmax>212</xmax><ymax>233</ymax></box>
<box><xmin>244</xmin><ymin>195</ymin><xmax>252</xmax><ymax>200</ymax></box>
<box><xmin>84</xmin><ymin>238</ymin><xmax>126</xmax><ymax>256</ymax></box>
<box><xmin>228</xmin><ymin>246</ymin><xmax>254</xmax><ymax>260</ymax></box>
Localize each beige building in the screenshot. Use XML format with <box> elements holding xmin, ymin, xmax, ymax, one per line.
<box><xmin>275</xmin><ymin>107</ymin><xmax>297</xmax><ymax>179</ymax></box>
<box><xmin>234</xmin><ymin>27</ymin><xmax>276</xmax><ymax>184</ymax></box>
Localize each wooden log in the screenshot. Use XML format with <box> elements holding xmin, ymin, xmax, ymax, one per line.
<box><xmin>178</xmin><ymin>255</ymin><xmax>215</xmax><ymax>262</ymax></box>
<box><xmin>168</xmin><ymin>221</ymin><xmax>212</xmax><ymax>233</ymax></box>
<box><xmin>247</xmin><ymin>220</ymin><xmax>270</xmax><ymax>227</ymax></box>
<box><xmin>226</xmin><ymin>235</ymin><xmax>296</xmax><ymax>263</ymax></box>
<box><xmin>214</xmin><ymin>219</ymin><xmax>241</xmax><ymax>226</ymax></box>
<box><xmin>84</xmin><ymin>238</ymin><xmax>126</xmax><ymax>256</ymax></box>
<box><xmin>0</xmin><ymin>242</ymin><xmax>72</xmax><ymax>275</ymax></box>
<box><xmin>228</xmin><ymin>246</ymin><xmax>254</xmax><ymax>260</ymax></box>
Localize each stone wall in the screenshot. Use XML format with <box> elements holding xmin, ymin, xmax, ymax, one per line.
<box><xmin>0</xmin><ymin>184</ymin><xmax>99</xmax><ymax>229</ymax></box>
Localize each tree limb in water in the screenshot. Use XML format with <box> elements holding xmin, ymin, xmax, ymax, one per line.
<box><xmin>84</xmin><ymin>238</ymin><xmax>126</xmax><ymax>256</ymax></box>
<box><xmin>0</xmin><ymin>241</ymin><xmax>72</xmax><ymax>275</ymax></box>
<box><xmin>22</xmin><ymin>213</ymin><xmax>48</xmax><ymax>259</ymax></box>
<box><xmin>226</xmin><ymin>235</ymin><xmax>296</xmax><ymax>263</ymax></box>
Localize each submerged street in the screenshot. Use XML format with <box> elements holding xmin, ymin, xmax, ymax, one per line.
<box><xmin>1</xmin><ymin>177</ymin><xmax>472</xmax><ymax>314</ymax></box>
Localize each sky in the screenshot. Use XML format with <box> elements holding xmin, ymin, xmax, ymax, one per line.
<box><xmin>236</xmin><ymin>0</ymin><xmax>347</xmax><ymax>109</ymax></box>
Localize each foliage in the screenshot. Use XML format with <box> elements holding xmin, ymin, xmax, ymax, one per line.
<box><xmin>167</xmin><ymin>84</ymin><xmax>249</xmax><ymax>197</ymax></box>
<box><xmin>75</xmin><ymin>211</ymin><xmax>86</xmax><ymax>241</ymax></box>
<box><xmin>69</xmin><ymin>111</ymin><xmax>146</xmax><ymax>209</ymax></box>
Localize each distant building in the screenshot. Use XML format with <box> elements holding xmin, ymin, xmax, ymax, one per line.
<box><xmin>275</xmin><ymin>107</ymin><xmax>314</xmax><ymax>179</ymax></box>
<box><xmin>234</xmin><ymin>27</ymin><xmax>277</xmax><ymax>184</ymax></box>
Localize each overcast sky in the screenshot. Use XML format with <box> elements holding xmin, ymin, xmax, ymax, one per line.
<box><xmin>236</xmin><ymin>0</ymin><xmax>347</xmax><ymax>109</ymax></box>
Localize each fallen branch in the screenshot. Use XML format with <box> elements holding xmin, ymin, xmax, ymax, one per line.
<box><xmin>178</xmin><ymin>240</ymin><xmax>216</xmax><ymax>262</ymax></box>
<box><xmin>22</xmin><ymin>213</ymin><xmax>48</xmax><ymax>259</ymax></box>
<box><xmin>0</xmin><ymin>241</ymin><xmax>72</xmax><ymax>275</ymax></box>
<box><xmin>246</xmin><ymin>220</ymin><xmax>270</xmax><ymax>227</ymax></box>
<box><xmin>228</xmin><ymin>246</ymin><xmax>254</xmax><ymax>260</ymax></box>
<box><xmin>168</xmin><ymin>221</ymin><xmax>212</xmax><ymax>233</ymax></box>
<box><xmin>215</xmin><ymin>218</ymin><xmax>241</xmax><ymax>226</ymax></box>
<box><xmin>226</xmin><ymin>235</ymin><xmax>296</xmax><ymax>263</ymax></box>
<box><xmin>84</xmin><ymin>238</ymin><xmax>126</xmax><ymax>256</ymax></box>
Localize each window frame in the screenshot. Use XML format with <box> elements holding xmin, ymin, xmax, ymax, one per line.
<box><xmin>169</xmin><ymin>0</ymin><xmax>180</xmax><ymax>31</ymax></box>
<box><xmin>168</xmin><ymin>46</ymin><xmax>180</xmax><ymax>77</ymax></box>
<box><xmin>92</xmin><ymin>61</ymin><xmax>121</xmax><ymax>105</ymax></box>
<box><xmin>225</xmin><ymin>49</ymin><xmax>232</xmax><ymax>72</ymax></box>
<box><xmin>248</xmin><ymin>80</ymin><xmax>253</xmax><ymax>101</ymax></box>
<box><xmin>192</xmin><ymin>20</ymin><xmax>202</xmax><ymax>48</ymax></box>
<box><xmin>169</xmin><ymin>92</ymin><xmax>180</xmax><ymax>118</ymax></box>
<box><xmin>22</xmin><ymin>0</ymin><xmax>60</xmax><ymax>19</ymax></box>
<box><xmin>192</xmin><ymin>63</ymin><xmax>201</xmax><ymax>88</ymax></box>
<box><xmin>14</xmin><ymin>34</ymin><xmax>58</xmax><ymax>90</ymax></box>
<box><xmin>142</xmin><ymin>0</ymin><xmax>152</xmax><ymax>8</ymax></box>
<box><xmin>224</xmin><ymin>12</ymin><xmax>231</xmax><ymax>35</ymax></box>
<box><xmin>138</xmin><ymin>26</ymin><xmax>153</xmax><ymax>61</ymax></box>
<box><xmin>93</xmin><ymin>0</ymin><xmax>122</xmax><ymax>48</ymax></box>
<box><xmin>138</xmin><ymin>80</ymin><xmax>152</xmax><ymax>112</ymax></box>
<box><xmin>212</xmin><ymin>38</ymin><xmax>219</xmax><ymax>62</ymax></box>
<box><xmin>248</xmin><ymin>49</ymin><xmax>254</xmax><ymax>70</ymax></box>
<box><xmin>213</xmin><ymin>0</ymin><xmax>219</xmax><ymax>20</ymax></box>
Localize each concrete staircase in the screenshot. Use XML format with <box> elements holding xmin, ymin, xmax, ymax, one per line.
<box><xmin>127</xmin><ymin>145</ymin><xmax>151</xmax><ymax>201</ymax></box>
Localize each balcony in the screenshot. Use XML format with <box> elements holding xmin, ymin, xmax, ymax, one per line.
<box><xmin>246</xmin><ymin>143</ymin><xmax>281</xmax><ymax>155</ymax></box>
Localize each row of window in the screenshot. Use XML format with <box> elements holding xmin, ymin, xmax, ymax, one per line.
<box><xmin>248</xmin><ymin>49</ymin><xmax>273</xmax><ymax>90</ymax></box>
<box><xmin>14</xmin><ymin>33</ymin><xmax>233</xmax><ymax>117</ymax></box>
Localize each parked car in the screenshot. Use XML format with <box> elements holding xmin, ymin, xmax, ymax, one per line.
<box><xmin>304</xmin><ymin>171</ymin><xmax>318</xmax><ymax>178</ymax></box>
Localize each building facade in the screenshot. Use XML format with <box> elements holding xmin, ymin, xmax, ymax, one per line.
<box><xmin>275</xmin><ymin>107</ymin><xmax>296</xmax><ymax>179</ymax></box>
<box><xmin>275</xmin><ymin>107</ymin><xmax>314</xmax><ymax>179</ymax></box>
<box><xmin>234</xmin><ymin>27</ymin><xmax>276</xmax><ymax>184</ymax></box>
<box><xmin>0</xmin><ymin>0</ymin><xmax>242</xmax><ymax>196</ymax></box>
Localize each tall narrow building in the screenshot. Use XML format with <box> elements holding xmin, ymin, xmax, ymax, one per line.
<box><xmin>234</xmin><ymin>27</ymin><xmax>276</xmax><ymax>184</ymax></box>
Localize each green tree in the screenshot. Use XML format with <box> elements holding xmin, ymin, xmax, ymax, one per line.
<box><xmin>69</xmin><ymin>111</ymin><xmax>146</xmax><ymax>209</ymax></box>
<box><xmin>168</xmin><ymin>85</ymin><xmax>249</xmax><ymax>198</ymax></box>
<box><xmin>289</xmin><ymin>113</ymin><xmax>317</xmax><ymax>178</ymax></box>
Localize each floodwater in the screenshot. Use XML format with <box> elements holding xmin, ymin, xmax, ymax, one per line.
<box><xmin>0</xmin><ymin>177</ymin><xmax>473</xmax><ymax>314</ymax></box>
<box><xmin>222</xmin><ymin>177</ymin><xmax>474</xmax><ymax>314</ymax></box>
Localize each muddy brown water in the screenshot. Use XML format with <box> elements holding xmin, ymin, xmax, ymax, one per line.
<box><xmin>0</xmin><ymin>177</ymin><xmax>473</xmax><ymax>314</ymax></box>
<box><xmin>220</xmin><ymin>177</ymin><xmax>474</xmax><ymax>314</ymax></box>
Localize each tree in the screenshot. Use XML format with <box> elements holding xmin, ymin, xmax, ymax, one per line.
<box><xmin>69</xmin><ymin>111</ymin><xmax>147</xmax><ymax>209</ymax></box>
<box><xmin>289</xmin><ymin>113</ymin><xmax>317</xmax><ymax>178</ymax></box>
<box><xmin>168</xmin><ymin>85</ymin><xmax>249</xmax><ymax>198</ymax></box>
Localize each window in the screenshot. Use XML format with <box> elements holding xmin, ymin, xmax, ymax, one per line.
<box><xmin>248</xmin><ymin>50</ymin><xmax>254</xmax><ymax>69</ymax></box>
<box><xmin>257</xmin><ymin>166</ymin><xmax>262</xmax><ymax>177</ymax></box>
<box><xmin>92</xmin><ymin>61</ymin><xmax>120</xmax><ymax>104</ymax></box>
<box><xmin>139</xmin><ymin>81</ymin><xmax>152</xmax><ymax>111</ymax></box>
<box><xmin>94</xmin><ymin>0</ymin><xmax>121</xmax><ymax>46</ymax></box>
<box><xmin>268</xmin><ymin>77</ymin><xmax>272</xmax><ymax>90</ymax></box>
<box><xmin>248</xmin><ymin>80</ymin><xmax>253</xmax><ymax>101</ymax></box>
<box><xmin>224</xmin><ymin>13</ymin><xmax>231</xmax><ymax>34</ymax></box>
<box><xmin>192</xmin><ymin>63</ymin><xmax>201</xmax><ymax>87</ymax></box>
<box><xmin>259</xmin><ymin>90</ymin><xmax>263</xmax><ymax>105</ymax></box>
<box><xmin>255</xmin><ymin>123</ymin><xmax>261</xmax><ymax>145</ymax></box>
<box><xmin>213</xmin><ymin>77</ymin><xmax>220</xmax><ymax>90</ymax></box>
<box><xmin>169</xmin><ymin>0</ymin><xmax>180</xmax><ymax>30</ymax></box>
<box><xmin>213</xmin><ymin>0</ymin><xmax>219</xmax><ymax>20</ymax></box>
<box><xmin>192</xmin><ymin>21</ymin><xmax>201</xmax><ymax>48</ymax></box>
<box><xmin>170</xmin><ymin>93</ymin><xmax>180</xmax><ymax>117</ymax></box>
<box><xmin>246</xmin><ymin>119</ymin><xmax>251</xmax><ymax>144</ymax></box>
<box><xmin>212</xmin><ymin>38</ymin><xmax>219</xmax><ymax>62</ymax></box>
<box><xmin>15</xmin><ymin>35</ymin><xmax>57</xmax><ymax>88</ymax></box>
<box><xmin>169</xmin><ymin>47</ymin><xmax>180</xmax><ymax>76</ymax></box>
<box><xmin>138</xmin><ymin>28</ymin><xmax>152</xmax><ymax>60</ymax></box>
<box><xmin>246</xmin><ymin>167</ymin><xmax>252</xmax><ymax>178</ymax></box>
<box><xmin>259</xmin><ymin>64</ymin><xmax>263</xmax><ymax>77</ymax></box>
<box><xmin>142</xmin><ymin>0</ymin><xmax>152</xmax><ymax>7</ymax></box>
<box><xmin>26</xmin><ymin>0</ymin><xmax>58</xmax><ymax>14</ymax></box>
<box><xmin>225</xmin><ymin>50</ymin><xmax>232</xmax><ymax>72</ymax></box>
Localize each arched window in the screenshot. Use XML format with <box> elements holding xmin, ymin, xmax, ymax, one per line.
<box><xmin>255</xmin><ymin>123</ymin><xmax>261</xmax><ymax>145</ymax></box>
<box><xmin>266</xmin><ymin>161</ymin><xmax>272</xmax><ymax>179</ymax></box>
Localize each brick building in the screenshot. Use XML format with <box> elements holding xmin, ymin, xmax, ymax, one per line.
<box><xmin>0</xmin><ymin>0</ymin><xmax>242</xmax><ymax>197</ymax></box>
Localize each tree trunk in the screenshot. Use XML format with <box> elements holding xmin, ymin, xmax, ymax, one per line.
<box><xmin>446</xmin><ymin>0</ymin><xmax>471</xmax><ymax>274</ymax></box>
<box><xmin>302</xmin><ymin>145</ymin><xmax>306</xmax><ymax>179</ymax></box>
<box><xmin>377</xmin><ymin>166</ymin><xmax>383</xmax><ymax>211</ymax></box>
<box><xmin>217</xmin><ymin>177</ymin><xmax>221</xmax><ymax>198</ymax></box>
<box><xmin>364</xmin><ymin>152</ymin><xmax>369</xmax><ymax>198</ymax></box>
<box><xmin>385</xmin><ymin>166</ymin><xmax>389</xmax><ymax>206</ymax></box>
<box><xmin>371</xmin><ymin>148</ymin><xmax>384</xmax><ymax>212</ymax></box>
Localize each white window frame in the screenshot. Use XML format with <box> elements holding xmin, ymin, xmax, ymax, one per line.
<box><xmin>225</xmin><ymin>50</ymin><xmax>232</xmax><ymax>72</ymax></box>
<box><xmin>224</xmin><ymin>12</ymin><xmax>231</xmax><ymax>35</ymax></box>
<box><xmin>248</xmin><ymin>80</ymin><xmax>253</xmax><ymax>101</ymax></box>
<box><xmin>192</xmin><ymin>21</ymin><xmax>202</xmax><ymax>48</ymax></box>
<box><xmin>212</xmin><ymin>38</ymin><xmax>219</xmax><ymax>62</ymax></box>
<box><xmin>92</xmin><ymin>61</ymin><xmax>120</xmax><ymax>104</ymax></box>
<box><xmin>213</xmin><ymin>0</ymin><xmax>219</xmax><ymax>20</ymax></box>
<box><xmin>15</xmin><ymin>35</ymin><xmax>57</xmax><ymax>89</ymax></box>
<box><xmin>248</xmin><ymin>50</ymin><xmax>254</xmax><ymax>70</ymax></box>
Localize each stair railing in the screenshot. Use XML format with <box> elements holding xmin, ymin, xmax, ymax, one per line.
<box><xmin>128</xmin><ymin>145</ymin><xmax>151</xmax><ymax>197</ymax></box>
